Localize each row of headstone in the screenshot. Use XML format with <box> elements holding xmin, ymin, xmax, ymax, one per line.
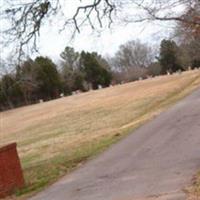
<box><xmin>72</xmin><ymin>90</ymin><xmax>82</xmax><ymax>95</ymax></box>
<box><xmin>166</xmin><ymin>70</ymin><xmax>183</xmax><ymax>76</ymax></box>
<box><xmin>39</xmin><ymin>68</ymin><xmax>193</xmax><ymax>105</ymax></box>
<box><xmin>39</xmin><ymin>93</ymin><xmax>65</xmax><ymax>103</ymax></box>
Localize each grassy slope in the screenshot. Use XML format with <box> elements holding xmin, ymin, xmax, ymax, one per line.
<box><xmin>1</xmin><ymin>70</ymin><xmax>200</xmax><ymax>198</ymax></box>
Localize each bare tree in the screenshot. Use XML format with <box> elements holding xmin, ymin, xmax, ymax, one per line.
<box><xmin>174</xmin><ymin>0</ymin><xmax>200</xmax><ymax>42</ymax></box>
<box><xmin>114</xmin><ymin>40</ymin><xmax>155</xmax><ymax>70</ymax></box>
<box><xmin>1</xmin><ymin>0</ymin><xmax>116</xmax><ymax>59</ymax></box>
<box><xmin>108</xmin><ymin>39</ymin><xmax>155</xmax><ymax>81</ymax></box>
<box><xmin>1</xmin><ymin>0</ymin><xmax>199</xmax><ymax>59</ymax></box>
<box><xmin>173</xmin><ymin>2</ymin><xmax>200</xmax><ymax>68</ymax></box>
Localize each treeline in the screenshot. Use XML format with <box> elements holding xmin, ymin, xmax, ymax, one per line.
<box><xmin>1</xmin><ymin>36</ymin><xmax>200</xmax><ymax>111</ymax></box>
<box><xmin>109</xmin><ymin>38</ymin><xmax>200</xmax><ymax>83</ymax></box>
<box><xmin>0</xmin><ymin>50</ymin><xmax>112</xmax><ymax>110</ymax></box>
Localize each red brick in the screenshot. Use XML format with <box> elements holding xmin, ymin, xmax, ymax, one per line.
<box><xmin>0</xmin><ymin>143</ymin><xmax>24</xmax><ymax>198</ymax></box>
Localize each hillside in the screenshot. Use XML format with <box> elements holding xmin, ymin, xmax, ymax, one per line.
<box><xmin>1</xmin><ymin>70</ymin><xmax>200</xmax><ymax>196</ymax></box>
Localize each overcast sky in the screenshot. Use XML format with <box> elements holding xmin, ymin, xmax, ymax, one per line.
<box><xmin>38</xmin><ymin>20</ymin><xmax>174</xmax><ymax>62</ymax></box>
<box><xmin>0</xmin><ymin>0</ymin><xmax>180</xmax><ymax>63</ymax></box>
<box><xmin>37</xmin><ymin>0</ymin><xmax>182</xmax><ymax>61</ymax></box>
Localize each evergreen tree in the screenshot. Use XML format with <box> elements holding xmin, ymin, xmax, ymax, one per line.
<box><xmin>0</xmin><ymin>74</ymin><xmax>23</xmax><ymax>109</ymax></box>
<box><xmin>80</xmin><ymin>52</ymin><xmax>112</xmax><ymax>89</ymax></box>
<box><xmin>35</xmin><ymin>57</ymin><xmax>62</xmax><ymax>100</ymax></box>
<box><xmin>159</xmin><ymin>40</ymin><xmax>183</xmax><ymax>74</ymax></box>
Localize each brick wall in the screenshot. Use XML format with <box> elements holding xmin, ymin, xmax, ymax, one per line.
<box><xmin>0</xmin><ymin>143</ymin><xmax>25</xmax><ymax>198</ymax></box>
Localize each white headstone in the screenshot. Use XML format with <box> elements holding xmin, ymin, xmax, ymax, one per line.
<box><xmin>98</xmin><ymin>85</ymin><xmax>102</xmax><ymax>89</ymax></box>
<box><xmin>178</xmin><ymin>70</ymin><xmax>182</xmax><ymax>75</ymax></box>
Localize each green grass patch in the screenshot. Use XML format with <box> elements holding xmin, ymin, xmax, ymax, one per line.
<box><xmin>17</xmin><ymin>134</ymin><xmax>122</xmax><ymax>196</ymax></box>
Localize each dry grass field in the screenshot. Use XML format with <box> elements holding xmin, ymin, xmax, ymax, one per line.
<box><xmin>1</xmin><ymin>70</ymin><xmax>200</xmax><ymax>197</ymax></box>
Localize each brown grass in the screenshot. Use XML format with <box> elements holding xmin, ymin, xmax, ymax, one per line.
<box><xmin>1</xmin><ymin>70</ymin><xmax>200</xmax><ymax>197</ymax></box>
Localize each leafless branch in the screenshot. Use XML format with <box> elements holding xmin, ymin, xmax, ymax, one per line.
<box><xmin>1</xmin><ymin>0</ymin><xmax>199</xmax><ymax>61</ymax></box>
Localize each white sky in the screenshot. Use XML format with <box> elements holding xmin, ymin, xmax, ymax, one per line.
<box><xmin>38</xmin><ymin>21</ymin><xmax>174</xmax><ymax>61</ymax></box>
<box><xmin>0</xmin><ymin>0</ymin><xmax>182</xmax><ymax>63</ymax></box>
<box><xmin>35</xmin><ymin>0</ymin><xmax>180</xmax><ymax>62</ymax></box>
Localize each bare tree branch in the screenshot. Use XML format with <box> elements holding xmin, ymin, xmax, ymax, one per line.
<box><xmin>1</xmin><ymin>0</ymin><xmax>199</xmax><ymax>61</ymax></box>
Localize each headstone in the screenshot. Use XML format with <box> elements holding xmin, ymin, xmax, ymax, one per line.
<box><xmin>76</xmin><ymin>90</ymin><xmax>81</xmax><ymax>94</ymax></box>
<box><xmin>178</xmin><ymin>70</ymin><xmax>182</xmax><ymax>75</ymax></box>
<box><xmin>147</xmin><ymin>75</ymin><xmax>152</xmax><ymax>79</ymax></box>
<box><xmin>98</xmin><ymin>85</ymin><xmax>102</xmax><ymax>89</ymax></box>
<box><xmin>39</xmin><ymin>99</ymin><xmax>43</xmax><ymax>103</ymax></box>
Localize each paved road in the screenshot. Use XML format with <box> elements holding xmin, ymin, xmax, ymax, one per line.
<box><xmin>29</xmin><ymin>89</ymin><xmax>200</xmax><ymax>200</ymax></box>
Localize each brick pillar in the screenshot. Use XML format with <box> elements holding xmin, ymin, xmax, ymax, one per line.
<box><xmin>0</xmin><ymin>143</ymin><xmax>25</xmax><ymax>198</ymax></box>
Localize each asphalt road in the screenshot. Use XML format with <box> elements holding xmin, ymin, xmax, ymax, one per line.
<box><xmin>29</xmin><ymin>88</ymin><xmax>200</xmax><ymax>200</ymax></box>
